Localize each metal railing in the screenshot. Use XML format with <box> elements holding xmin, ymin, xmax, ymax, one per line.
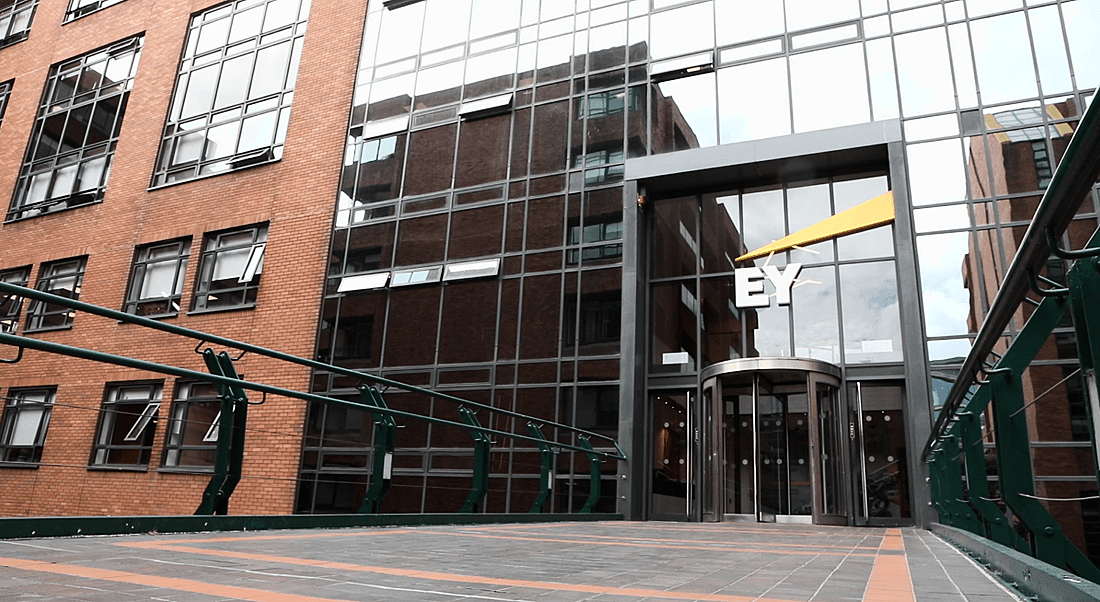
<box><xmin>922</xmin><ymin>86</ymin><xmax>1100</xmax><ymax>584</ymax></box>
<box><xmin>0</xmin><ymin>281</ymin><xmax>627</xmax><ymax>517</ymax></box>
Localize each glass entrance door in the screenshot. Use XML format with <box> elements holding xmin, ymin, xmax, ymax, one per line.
<box><xmin>700</xmin><ymin>358</ymin><xmax>843</xmax><ymax>524</ymax></box>
<box><xmin>814</xmin><ymin>375</ymin><xmax>847</xmax><ymax>524</ymax></box>
<box><xmin>850</xmin><ymin>382</ymin><xmax>910</xmax><ymax>524</ymax></box>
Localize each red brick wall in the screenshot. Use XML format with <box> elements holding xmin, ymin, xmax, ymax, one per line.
<box><xmin>0</xmin><ymin>0</ymin><xmax>367</xmax><ymax>516</ymax></box>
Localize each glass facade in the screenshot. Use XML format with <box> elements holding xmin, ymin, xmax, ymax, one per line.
<box><xmin>298</xmin><ymin>0</ymin><xmax>1100</xmax><ymax>549</ymax></box>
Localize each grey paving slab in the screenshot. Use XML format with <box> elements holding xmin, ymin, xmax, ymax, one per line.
<box><xmin>0</xmin><ymin>522</ymin><xmax>1026</xmax><ymax>602</ymax></box>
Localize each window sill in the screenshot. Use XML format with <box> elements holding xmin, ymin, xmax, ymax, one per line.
<box><xmin>0</xmin><ymin>461</ymin><xmax>40</xmax><ymax>469</ymax></box>
<box><xmin>156</xmin><ymin>466</ymin><xmax>214</xmax><ymax>475</ymax></box>
<box><xmin>23</xmin><ymin>324</ymin><xmax>75</xmax><ymax>334</ymax></box>
<box><xmin>64</xmin><ymin>6</ymin><xmax>105</xmax><ymax>23</ymax></box>
<box><xmin>4</xmin><ymin>198</ymin><xmax>103</xmax><ymax>224</ymax></box>
<box><xmin>87</xmin><ymin>464</ymin><xmax>149</xmax><ymax>473</ymax></box>
<box><xmin>117</xmin><ymin>312</ymin><xmax>179</xmax><ymax>323</ymax></box>
<box><xmin>148</xmin><ymin>155</ymin><xmax>282</xmax><ymax>193</ymax></box>
<box><xmin>0</xmin><ymin>32</ymin><xmax>29</xmax><ymax>50</ymax></box>
<box><xmin>187</xmin><ymin>304</ymin><xmax>257</xmax><ymax>316</ymax></box>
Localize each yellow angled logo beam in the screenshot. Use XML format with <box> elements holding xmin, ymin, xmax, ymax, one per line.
<box><xmin>736</xmin><ymin>191</ymin><xmax>895</xmax><ymax>262</ymax></box>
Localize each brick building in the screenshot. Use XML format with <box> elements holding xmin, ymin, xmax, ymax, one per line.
<box><xmin>0</xmin><ymin>0</ymin><xmax>364</xmax><ymax>515</ymax></box>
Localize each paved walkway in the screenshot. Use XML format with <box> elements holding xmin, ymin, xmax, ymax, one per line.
<box><xmin>1</xmin><ymin>521</ymin><xmax>1022</xmax><ymax>601</ymax></box>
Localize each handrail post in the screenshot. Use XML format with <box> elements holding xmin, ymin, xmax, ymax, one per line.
<box><xmin>196</xmin><ymin>350</ymin><xmax>248</xmax><ymax>516</ymax></box>
<box><xmin>927</xmin><ymin>452</ymin><xmax>950</xmax><ymax>524</ymax></box>
<box><xmin>1068</xmin><ymin>255</ymin><xmax>1100</xmax><ymax>489</ymax></box>
<box><xmin>358</xmin><ymin>386</ymin><xmax>396</xmax><ymax>514</ymax></box>
<box><xmin>459</xmin><ymin>407</ymin><xmax>491</xmax><ymax>513</ymax></box>
<box><xmin>989</xmin><ymin>367</ymin><xmax>1100</xmax><ymax>582</ymax></box>
<box><xmin>959</xmin><ymin>412</ymin><xmax>1027</xmax><ymax>553</ymax></box>
<box><xmin>527</xmin><ymin>423</ymin><xmax>554</xmax><ymax>513</ymax></box>
<box><xmin>940</xmin><ymin>433</ymin><xmax>981</xmax><ymax>533</ymax></box>
<box><xmin>578</xmin><ymin>435</ymin><xmax>601</xmax><ymax>513</ymax></box>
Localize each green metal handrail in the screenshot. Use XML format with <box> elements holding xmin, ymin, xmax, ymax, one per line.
<box><xmin>357</xmin><ymin>386</ymin><xmax>396</xmax><ymax>514</ymax></box>
<box><xmin>0</xmin><ymin>329</ymin><xmax>623</xmax><ymax>461</ymax></box>
<box><xmin>921</xmin><ymin>85</ymin><xmax>1100</xmax><ymax>582</ymax></box>
<box><xmin>195</xmin><ymin>350</ymin><xmax>249</xmax><ymax>515</ymax></box>
<box><xmin>0</xmin><ymin>281</ymin><xmax>626</xmax><ymax>459</ymax></box>
<box><xmin>0</xmin><ymin>281</ymin><xmax>626</xmax><ymax>462</ymax></box>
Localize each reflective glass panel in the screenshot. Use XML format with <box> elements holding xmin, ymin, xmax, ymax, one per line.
<box><xmin>438</xmin><ymin>280</ymin><xmax>497</xmax><ymax>364</ymax></box>
<box><xmin>421</xmin><ymin>0</ymin><xmax>471</xmax><ymax>53</ymax></box>
<box><xmin>652</xmin><ymin>196</ymin><xmax>698</xmax><ymax>278</ymax></box>
<box><xmin>785</xmin><ymin>0</ymin><xmax>860</xmax><ymax>31</ymax></box>
<box><xmin>1062</xmin><ymin>0</ymin><xmax>1100</xmax><ymax>90</ymax></box>
<box><xmin>718</xmin><ymin>58</ymin><xmax>790</xmax><ymax>144</ymax></box>
<box><xmin>374</xmin><ymin>2</ymin><xmax>424</xmax><ymax>65</ymax></box>
<box><xmin>835</xmin><ymin>177</ymin><xmax>894</xmax><ymax>260</ymax></box>
<box><xmin>1029</xmin><ymin>6</ymin><xmax>1073</xmax><ymax>96</ymax></box>
<box><xmin>894</xmin><ymin>28</ymin><xmax>955</xmax><ymax>116</ymax></box>
<box><xmin>840</xmin><ymin>261</ymin><xmax>903</xmax><ymax>363</ymax></box>
<box><xmin>785</xmin><ymin>183</ymin><xmax>833</xmax><ymax>262</ymax></box>
<box><xmin>789</xmin><ymin>44</ymin><xmax>870</xmax><ymax>133</ymax></box>
<box><xmin>917</xmin><ymin>232</ymin><xmax>972</xmax><ymax>337</ymax></box>
<box><xmin>700</xmin><ymin>192</ymin><xmax>743</xmax><ymax>275</ymax></box>
<box><xmin>470</xmin><ymin>0</ymin><xmax>520</xmax><ymax>39</ymax></box>
<box><xmin>715</xmin><ymin>0</ymin><xmax>784</xmax><ymax>46</ymax></box>
<box><xmin>700</xmin><ymin>276</ymin><xmax>742</xmax><ymax>365</ymax></box>
<box><xmin>792</xmin><ymin>266</ymin><xmax>839</xmax><ymax>363</ymax></box>
<box><xmin>740</xmin><ymin>188</ymin><xmax>787</xmax><ymax>268</ymax></box>
<box><xmin>964</xmin><ymin>0</ymin><xmax>1022</xmax><ymax>17</ymax></box>
<box><xmin>907</xmin><ymin>139</ymin><xmax>967</xmax><ymax>205</ymax></box>
<box><xmin>651</xmin><ymin>281</ymin><xmax>698</xmax><ymax>372</ymax></box>
<box><xmin>866</xmin><ymin>38</ymin><xmax>900</xmax><ymax>120</ymax></box>
<box><xmin>652</xmin><ymin>72</ymin><xmax>717</xmax><ymax>153</ymax></box>
<box><xmin>948</xmin><ymin>23</ymin><xmax>978</xmax><ymax>109</ymax></box>
<box><xmin>747</xmin><ymin>304</ymin><xmax>790</xmax><ymax>357</ymax></box>
<box><xmin>404</xmin><ymin>124</ymin><xmax>455</xmax><ymax>196</ymax></box>
<box><xmin>464</xmin><ymin>47</ymin><xmax>517</xmax><ymax>99</ymax></box>
<box><xmin>649</xmin><ymin>3</ymin><xmax>714</xmax><ymax>60</ymax></box>
<box><xmin>970</xmin><ymin>13</ymin><xmax>1038</xmax><ymax>105</ymax></box>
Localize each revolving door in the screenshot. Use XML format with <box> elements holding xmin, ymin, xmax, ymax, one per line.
<box><xmin>700</xmin><ymin>358</ymin><xmax>846</xmax><ymax>524</ymax></box>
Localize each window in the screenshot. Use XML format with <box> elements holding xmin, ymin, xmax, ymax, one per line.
<box><xmin>565</xmin><ymin>292</ymin><xmax>622</xmax><ymax>347</ymax></box>
<box><xmin>25</xmin><ymin>257</ymin><xmax>86</xmax><ymax>332</ymax></box>
<box><xmin>0</xmin><ymin>266</ymin><xmax>29</xmax><ymax>333</ymax></box>
<box><xmin>567</xmin><ymin>220</ymin><xmax>624</xmax><ymax>264</ymax></box>
<box><xmin>90</xmin><ymin>383</ymin><xmax>161</xmax><ymax>467</ymax></box>
<box><xmin>0</xmin><ymin>79</ymin><xmax>12</xmax><ymax>132</ymax></box>
<box><xmin>581</xmin><ymin>89</ymin><xmax>640</xmax><ymax>118</ymax></box>
<box><xmin>0</xmin><ymin>388</ymin><xmax>54</xmax><ymax>464</ymax></box>
<box><xmin>192</xmin><ymin>224</ymin><xmax>267</xmax><ymax>311</ymax></box>
<box><xmin>152</xmin><ymin>0</ymin><xmax>310</xmax><ymax>186</ymax></box>
<box><xmin>7</xmin><ymin>37</ymin><xmax>143</xmax><ymax>221</ymax></box>
<box><xmin>124</xmin><ymin>239</ymin><xmax>190</xmax><ymax>316</ymax></box>
<box><xmin>163</xmin><ymin>382</ymin><xmax>221</xmax><ymax>469</ymax></box>
<box><xmin>0</xmin><ymin>0</ymin><xmax>36</xmax><ymax>49</ymax></box>
<box><xmin>65</xmin><ymin>0</ymin><xmax>126</xmax><ymax>22</ymax></box>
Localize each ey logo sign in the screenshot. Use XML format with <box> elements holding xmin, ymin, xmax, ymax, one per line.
<box><xmin>730</xmin><ymin>190</ymin><xmax>895</xmax><ymax>309</ymax></box>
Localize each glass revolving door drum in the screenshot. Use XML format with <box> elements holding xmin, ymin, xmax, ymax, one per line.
<box><xmin>701</xmin><ymin>358</ymin><xmax>844</xmax><ymax>525</ymax></box>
